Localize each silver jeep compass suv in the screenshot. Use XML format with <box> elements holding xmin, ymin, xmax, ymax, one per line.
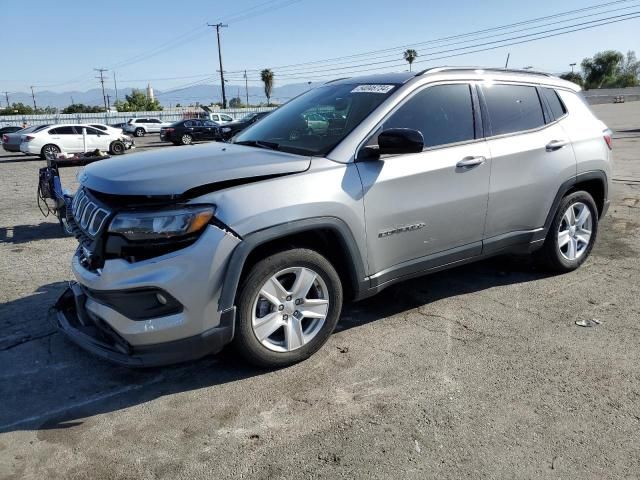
<box><xmin>55</xmin><ymin>67</ymin><xmax>613</xmax><ymax>367</ymax></box>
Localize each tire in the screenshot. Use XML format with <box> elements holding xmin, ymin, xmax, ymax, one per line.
<box><xmin>180</xmin><ymin>133</ymin><xmax>193</xmax><ymax>145</ymax></box>
<box><xmin>109</xmin><ymin>140</ymin><xmax>125</xmax><ymax>155</ymax></box>
<box><xmin>40</xmin><ymin>144</ymin><xmax>60</xmax><ymax>159</ymax></box>
<box><xmin>234</xmin><ymin>248</ymin><xmax>343</xmax><ymax>368</ymax></box>
<box><xmin>134</xmin><ymin>128</ymin><xmax>145</xmax><ymax>137</ymax></box>
<box><xmin>536</xmin><ymin>190</ymin><xmax>599</xmax><ymax>272</ymax></box>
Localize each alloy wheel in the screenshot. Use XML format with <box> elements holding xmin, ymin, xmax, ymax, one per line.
<box><xmin>251</xmin><ymin>267</ymin><xmax>330</xmax><ymax>353</ymax></box>
<box><xmin>557</xmin><ymin>201</ymin><xmax>593</xmax><ymax>261</ymax></box>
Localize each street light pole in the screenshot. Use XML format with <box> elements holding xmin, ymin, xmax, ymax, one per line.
<box><xmin>208</xmin><ymin>23</ymin><xmax>228</xmax><ymax>109</ymax></box>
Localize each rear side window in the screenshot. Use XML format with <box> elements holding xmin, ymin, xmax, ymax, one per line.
<box><xmin>382</xmin><ymin>84</ymin><xmax>476</xmax><ymax>149</ymax></box>
<box><xmin>49</xmin><ymin>126</ymin><xmax>76</xmax><ymax>135</ymax></box>
<box><xmin>541</xmin><ymin>88</ymin><xmax>567</xmax><ymax>121</ymax></box>
<box><xmin>482</xmin><ymin>84</ymin><xmax>545</xmax><ymax>136</ymax></box>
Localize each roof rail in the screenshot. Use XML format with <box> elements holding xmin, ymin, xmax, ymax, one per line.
<box><xmin>324</xmin><ymin>77</ymin><xmax>351</xmax><ymax>85</ymax></box>
<box><xmin>416</xmin><ymin>66</ymin><xmax>553</xmax><ymax>77</ymax></box>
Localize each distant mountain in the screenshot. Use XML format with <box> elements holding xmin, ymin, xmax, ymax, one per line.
<box><xmin>5</xmin><ymin>82</ymin><xmax>322</xmax><ymax>109</ymax></box>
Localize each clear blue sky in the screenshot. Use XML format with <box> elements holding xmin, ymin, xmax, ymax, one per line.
<box><xmin>1</xmin><ymin>0</ymin><xmax>639</xmax><ymax>94</ymax></box>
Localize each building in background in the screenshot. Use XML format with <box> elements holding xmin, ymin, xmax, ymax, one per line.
<box><xmin>146</xmin><ymin>83</ymin><xmax>155</xmax><ymax>102</ymax></box>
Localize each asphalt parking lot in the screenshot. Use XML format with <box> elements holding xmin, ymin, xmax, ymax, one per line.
<box><xmin>1</xmin><ymin>106</ymin><xmax>639</xmax><ymax>479</ymax></box>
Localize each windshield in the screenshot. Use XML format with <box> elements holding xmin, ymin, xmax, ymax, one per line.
<box><xmin>234</xmin><ymin>83</ymin><xmax>398</xmax><ymax>156</ymax></box>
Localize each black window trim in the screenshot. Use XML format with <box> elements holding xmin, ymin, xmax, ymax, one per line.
<box><xmin>538</xmin><ymin>86</ymin><xmax>569</xmax><ymax>124</ymax></box>
<box><xmin>356</xmin><ymin>80</ymin><xmax>484</xmax><ymax>160</ymax></box>
<box><xmin>477</xmin><ymin>81</ymin><xmax>557</xmax><ymax>140</ymax></box>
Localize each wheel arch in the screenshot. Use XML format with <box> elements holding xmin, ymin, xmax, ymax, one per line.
<box><xmin>40</xmin><ymin>143</ymin><xmax>61</xmax><ymax>156</ymax></box>
<box><xmin>534</xmin><ymin>170</ymin><xmax>608</xmax><ymax>243</ymax></box>
<box><xmin>218</xmin><ymin>217</ymin><xmax>368</xmax><ymax>314</ymax></box>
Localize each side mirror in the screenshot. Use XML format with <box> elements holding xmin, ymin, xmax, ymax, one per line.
<box><xmin>378</xmin><ymin>128</ymin><xmax>424</xmax><ymax>155</ymax></box>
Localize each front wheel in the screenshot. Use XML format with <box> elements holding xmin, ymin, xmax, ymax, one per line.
<box><xmin>109</xmin><ymin>140</ymin><xmax>125</xmax><ymax>155</ymax></box>
<box><xmin>234</xmin><ymin>249</ymin><xmax>343</xmax><ymax>368</ymax></box>
<box><xmin>536</xmin><ymin>191</ymin><xmax>599</xmax><ymax>272</ymax></box>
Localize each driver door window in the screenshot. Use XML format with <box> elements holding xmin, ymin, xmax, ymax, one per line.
<box><xmin>376</xmin><ymin>83</ymin><xmax>476</xmax><ymax>150</ymax></box>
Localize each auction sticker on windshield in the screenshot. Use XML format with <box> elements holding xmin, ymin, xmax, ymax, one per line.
<box><xmin>351</xmin><ymin>85</ymin><xmax>395</xmax><ymax>94</ymax></box>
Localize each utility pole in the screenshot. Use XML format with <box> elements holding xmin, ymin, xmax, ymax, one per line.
<box><xmin>106</xmin><ymin>94</ymin><xmax>111</xmax><ymax>110</ymax></box>
<box><xmin>3</xmin><ymin>91</ymin><xmax>9</xmax><ymax>108</ymax></box>
<box><xmin>208</xmin><ymin>23</ymin><xmax>228</xmax><ymax>109</ymax></box>
<box><xmin>94</xmin><ymin>68</ymin><xmax>108</xmax><ymax>111</ymax></box>
<box><xmin>570</xmin><ymin>62</ymin><xmax>577</xmax><ymax>73</ymax></box>
<box><xmin>244</xmin><ymin>70</ymin><xmax>249</xmax><ymax>107</ymax></box>
<box><xmin>30</xmin><ymin>86</ymin><xmax>37</xmax><ymax>111</ymax></box>
<box><xmin>71</xmin><ymin>96</ymin><xmax>75</xmax><ymax>105</ymax></box>
<box><xmin>113</xmin><ymin>71</ymin><xmax>119</xmax><ymax>103</ymax></box>
<box><xmin>504</xmin><ymin>53</ymin><xmax>510</xmax><ymax>69</ymax></box>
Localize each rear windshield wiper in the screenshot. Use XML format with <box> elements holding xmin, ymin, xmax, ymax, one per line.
<box><xmin>234</xmin><ymin>140</ymin><xmax>279</xmax><ymax>151</ymax></box>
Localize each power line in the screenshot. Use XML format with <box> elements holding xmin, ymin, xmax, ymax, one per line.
<box><xmin>255</xmin><ymin>2</ymin><xmax>640</xmax><ymax>77</ymax></box>
<box><xmin>223</xmin><ymin>0</ymin><xmax>305</xmax><ymax>23</ymax></box>
<box><xmin>229</xmin><ymin>0</ymin><xmax>638</xmax><ymax>74</ymax></box>
<box><xmin>235</xmin><ymin>9</ymin><xmax>640</xmax><ymax>81</ymax></box>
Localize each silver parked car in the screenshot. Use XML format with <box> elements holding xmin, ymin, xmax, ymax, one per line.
<box><xmin>54</xmin><ymin>67</ymin><xmax>612</xmax><ymax>367</ymax></box>
<box><xmin>123</xmin><ymin>118</ymin><xmax>172</xmax><ymax>137</ymax></box>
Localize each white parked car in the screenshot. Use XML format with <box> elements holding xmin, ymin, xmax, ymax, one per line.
<box><xmin>123</xmin><ymin>118</ymin><xmax>172</xmax><ymax>137</ymax></box>
<box><xmin>90</xmin><ymin>123</ymin><xmax>123</xmax><ymax>135</ymax></box>
<box><xmin>20</xmin><ymin>124</ymin><xmax>133</xmax><ymax>158</ymax></box>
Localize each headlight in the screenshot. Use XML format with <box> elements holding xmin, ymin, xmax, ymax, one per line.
<box><xmin>108</xmin><ymin>206</ymin><xmax>215</xmax><ymax>240</ymax></box>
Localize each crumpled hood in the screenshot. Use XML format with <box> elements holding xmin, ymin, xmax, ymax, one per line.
<box><xmin>79</xmin><ymin>142</ymin><xmax>311</xmax><ymax>196</ymax></box>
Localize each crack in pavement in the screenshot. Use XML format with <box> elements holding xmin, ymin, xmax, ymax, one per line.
<box><xmin>0</xmin><ymin>330</ymin><xmax>57</xmax><ymax>351</ymax></box>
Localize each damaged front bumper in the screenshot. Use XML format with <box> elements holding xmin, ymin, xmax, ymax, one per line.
<box><xmin>53</xmin><ymin>283</ymin><xmax>235</xmax><ymax>367</ymax></box>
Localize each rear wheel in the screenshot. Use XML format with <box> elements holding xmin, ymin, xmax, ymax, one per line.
<box><xmin>41</xmin><ymin>144</ymin><xmax>60</xmax><ymax>159</ymax></box>
<box><xmin>536</xmin><ymin>191</ymin><xmax>599</xmax><ymax>272</ymax></box>
<box><xmin>180</xmin><ymin>133</ymin><xmax>193</xmax><ymax>145</ymax></box>
<box><xmin>234</xmin><ymin>249</ymin><xmax>343</xmax><ymax>367</ymax></box>
<box><xmin>134</xmin><ymin>128</ymin><xmax>145</xmax><ymax>137</ymax></box>
<box><xmin>109</xmin><ymin>140</ymin><xmax>125</xmax><ymax>155</ymax></box>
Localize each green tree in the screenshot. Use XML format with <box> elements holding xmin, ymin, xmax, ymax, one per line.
<box><xmin>175</xmin><ymin>103</ymin><xmax>182</xmax><ymax>107</ymax></box>
<box><xmin>0</xmin><ymin>102</ymin><xmax>33</xmax><ymax>115</ymax></box>
<box><xmin>261</xmin><ymin>69</ymin><xmax>274</xmax><ymax>105</ymax></box>
<box><xmin>581</xmin><ymin>50</ymin><xmax>624</xmax><ymax>89</ymax></box>
<box><xmin>114</xmin><ymin>89</ymin><xmax>163</xmax><ymax>112</ymax></box>
<box><xmin>403</xmin><ymin>49</ymin><xmax>418</xmax><ymax>72</ymax></box>
<box><xmin>617</xmin><ymin>50</ymin><xmax>640</xmax><ymax>87</ymax></box>
<box><xmin>229</xmin><ymin>96</ymin><xmax>243</xmax><ymax>108</ymax></box>
<box><xmin>62</xmin><ymin>103</ymin><xmax>105</xmax><ymax>114</ymax></box>
<box><xmin>559</xmin><ymin>72</ymin><xmax>584</xmax><ymax>87</ymax></box>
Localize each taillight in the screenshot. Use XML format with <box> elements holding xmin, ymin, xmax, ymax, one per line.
<box><xmin>165</xmin><ymin>128</ymin><xmax>174</xmax><ymax>132</ymax></box>
<box><xmin>24</xmin><ymin>135</ymin><xmax>35</xmax><ymax>142</ymax></box>
<box><xmin>2</xmin><ymin>134</ymin><xmax>7</xmax><ymax>143</ymax></box>
<box><xmin>603</xmin><ymin>133</ymin><xmax>613</xmax><ymax>150</ymax></box>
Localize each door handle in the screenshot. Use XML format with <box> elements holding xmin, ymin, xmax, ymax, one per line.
<box><xmin>456</xmin><ymin>156</ymin><xmax>486</xmax><ymax>169</ymax></box>
<box><xmin>545</xmin><ymin>140</ymin><xmax>568</xmax><ymax>151</ymax></box>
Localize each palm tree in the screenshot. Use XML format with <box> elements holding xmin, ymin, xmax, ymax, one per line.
<box><xmin>261</xmin><ymin>69</ymin><xmax>274</xmax><ymax>105</ymax></box>
<box><xmin>403</xmin><ymin>49</ymin><xmax>418</xmax><ymax>72</ymax></box>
